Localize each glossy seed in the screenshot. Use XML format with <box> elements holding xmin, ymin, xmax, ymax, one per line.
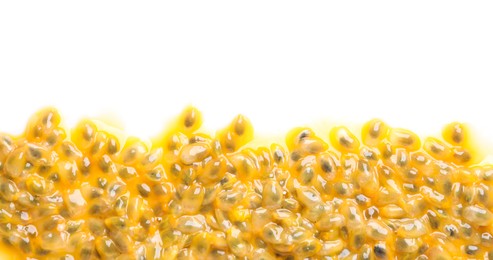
<box><xmin>26</xmin><ymin>175</ymin><xmax>53</xmax><ymax>195</ymax></box>
<box><xmin>423</xmin><ymin>137</ymin><xmax>451</xmax><ymax>161</ymax></box>
<box><xmin>362</xmin><ymin>119</ymin><xmax>389</xmax><ymax>147</ymax></box>
<box><xmin>175</xmin><ymin>215</ymin><xmax>206</xmax><ymax>233</ymax></box>
<box><xmin>366</xmin><ymin>219</ymin><xmax>391</xmax><ymax>241</ymax></box>
<box><xmin>0</xmin><ymin>177</ymin><xmax>19</xmax><ymax>201</ymax></box>
<box><xmin>95</xmin><ymin>237</ymin><xmax>120</xmax><ymax>258</ymax></box>
<box><xmin>226</xmin><ymin>226</ymin><xmax>251</xmax><ymax>257</ymax></box>
<box><xmin>296</xmin><ymin>186</ymin><xmax>322</xmax><ymax>208</ymax></box>
<box><xmin>180</xmin><ymin>143</ymin><xmax>211</xmax><ymax>165</ymax></box>
<box><xmin>389</xmin><ymin>128</ymin><xmax>421</xmax><ymax>151</ymax></box>
<box><xmin>181</xmin><ymin>183</ymin><xmax>205</xmax><ymax>214</ymax></box>
<box><xmin>462</xmin><ymin>205</ymin><xmax>493</xmax><ymax>226</ymax></box>
<box><xmin>262</xmin><ymin>180</ymin><xmax>283</xmax><ymax>209</ymax></box>
<box><xmin>442</xmin><ymin>122</ymin><xmax>467</xmax><ymax>145</ymax></box>
<box><xmin>330</xmin><ymin>126</ymin><xmax>360</xmax><ymax>153</ymax></box>
<box><xmin>4</xmin><ymin>149</ymin><xmax>27</xmax><ymax>178</ymax></box>
<box><xmin>294</xmin><ymin>238</ymin><xmax>321</xmax><ymax>257</ymax></box>
<box><xmin>137</xmin><ymin>183</ymin><xmax>151</xmax><ymax>197</ymax></box>
<box><xmin>379</xmin><ymin>204</ymin><xmax>406</xmax><ymax>219</ymax></box>
<box><xmin>260</xmin><ymin>222</ymin><xmax>283</xmax><ymax>244</ymax></box>
<box><xmin>397</xmin><ymin>219</ymin><xmax>427</xmax><ymax>238</ymax></box>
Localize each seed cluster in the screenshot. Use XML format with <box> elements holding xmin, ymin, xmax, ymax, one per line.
<box><xmin>0</xmin><ymin>107</ymin><xmax>493</xmax><ymax>259</ymax></box>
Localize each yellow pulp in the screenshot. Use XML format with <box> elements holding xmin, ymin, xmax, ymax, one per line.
<box><xmin>0</xmin><ymin>107</ymin><xmax>492</xmax><ymax>259</ymax></box>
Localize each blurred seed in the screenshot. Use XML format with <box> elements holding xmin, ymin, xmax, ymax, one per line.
<box><xmin>107</xmin><ymin>134</ymin><xmax>120</xmax><ymax>155</ymax></box>
<box><xmin>137</xmin><ymin>183</ymin><xmax>151</xmax><ymax>197</ymax></box>
<box><xmin>271</xmin><ymin>144</ymin><xmax>287</xmax><ymax>165</ymax></box>
<box><xmin>262</xmin><ymin>180</ymin><xmax>283</xmax><ymax>209</ymax></box>
<box><xmin>66</xmin><ymin>220</ymin><xmax>84</xmax><ymax>234</ymax></box>
<box><xmin>215</xmin><ymin>189</ymin><xmax>244</xmax><ymax>211</ymax></box>
<box><xmin>349</xmin><ymin>227</ymin><xmax>366</xmax><ymax>250</ymax></box>
<box><xmin>451</xmin><ymin>147</ymin><xmax>472</xmax><ymax>165</ymax></box>
<box><xmin>318</xmin><ymin>239</ymin><xmax>344</xmax><ymax>256</ymax></box>
<box><xmin>0</xmin><ymin>134</ymin><xmax>14</xmax><ymax>161</ymax></box>
<box><xmin>27</xmin><ymin>143</ymin><xmax>57</xmax><ymax>166</ymax></box>
<box><xmin>95</xmin><ymin>236</ymin><xmax>120</xmax><ymax>258</ymax></box>
<box><xmin>190</xmin><ymin>232</ymin><xmax>212</xmax><ymax>257</ymax></box>
<box><xmin>40</xmin><ymin>231</ymin><xmax>69</xmax><ymax>251</ymax></box>
<box><xmin>395</xmin><ymin>237</ymin><xmax>419</xmax><ymax>253</ymax></box>
<box><xmin>98</xmin><ymin>154</ymin><xmax>115</xmax><ymax>173</ymax></box>
<box><xmin>72</xmin><ymin>120</ymin><xmax>97</xmax><ymax>150</ymax></box>
<box><xmin>146</xmin><ymin>165</ymin><xmax>166</xmax><ymax>182</ymax></box>
<box><xmin>252</xmin><ymin>208</ymin><xmax>272</xmax><ymax>231</ymax></box>
<box><xmin>26</xmin><ymin>174</ymin><xmax>53</xmax><ymax>195</ymax></box>
<box><xmin>423</xmin><ymin>137</ymin><xmax>451</xmax><ymax>160</ymax></box>
<box><xmin>88</xmin><ymin>198</ymin><xmax>110</xmax><ymax>216</ymax></box>
<box><xmin>105</xmin><ymin>216</ymin><xmax>127</xmax><ymax>231</ymax></box>
<box><xmin>0</xmin><ymin>177</ymin><xmax>19</xmax><ymax>201</ymax></box>
<box><xmin>181</xmin><ymin>106</ymin><xmax>203</xmax><ymax>132</ymax></box>
<box><xmin>110</xmin><ymin>231</ymin><xmax>132</xmax><ymax>253</ymax></box>
<box><xmin>182</xmin><ymin>183</ymin><xmax>205</xmax><ymax>214</ymax></box>
<box><xmin>141</xmin><ymin>148</ymin><xmax>163</xmax><ymax>169</ymax></box>
<box><xmin>380</xmin><ymin>204</ymin><xmax>406</xmax><ymax>219</ymax></box>
<box><xmin>465</xmin><ymin>245</ymin><xmax>479</xmax><ymax>256</ymax></box>
<box><xmin>362</xmin><ymin>119</ymin><xmax>389</xmax><ymax>147</ymax></box>
<box><xmin>366</xmin><ymin>219</ymin><xmax>391</xmax><ymax>241</ymax></box>
<box><xmin>107</xmin><ymin>181</ymin><xmax>127</xmax><ymax>199</ymax></box>
<box><xmin>119</xmin><ymin>166</ymin><xmax>137</xmax><ymax>179</ymax></box>
<box><xmin>296</xmin><ymin>186</ymin><xmax>322</xmax><ymax>208</ymax></box>
<box><xmin>4</xmin><ymin>149</ymin><xmax>27</xmax><ymax>178</ymax></box>
<box><xmin>481</xmin><ymin>232</ymin><xmax>493</xmax><ymax>247</ymax></box>
<box><xmin>81</xmin><ymin>184</ymin><xmax>104</xmax><ymax>200</ymax></box>
<box><xmin>316</xmin><ymin>213</ymin><xmax>345</xmax><ymax>231</ymax></box>
<box><xmin>442</xmin><ymin>122</ymin><xmax>467</xmax><ymax>145</ymax></box>
<box><xmin>175</xmin><ymin>215</ymin><xmax>206</xmax><ymax>233</ymax></box>
<box><xmin>126</xmin><ymin>196</ymin><xmax>143</xmax><ymax>222</ymax></box>
<box><xmin>397</xmin><ymin>219</ymin><xmax>427</xmax><ymax>238</ymax></box>
<box><xmin>261</xmin><ymin>222</ymin><xmax>283</xmax><ymax>244</ymax></box>
<box><xmin>463</xmin><ymin>205</ymin><xmax>493</xmax><ymax>226</ymax></box>
<box><xmin>373</xmin><ymin>243</ymin><xmax>387</xmax><ymax>258</ymax></box>
<box><xmin>226</xmin><ymin>226</ymin><xmax>251</xmax><ymax>257</ymax></box>
<box><xmin>389</xmin><ymin>128</ymin><xmax>421</xmax><ymax>151</ymax></box>
<box><xmin>294</xmin><ymin>237</ymin><xmax>321</xmax><ymax>258</ymax></box>
<box><xmin>285</xmin><ymin>127</ymin><xmax>314</xmax><ymax>152</ymax></box>
<box><xmin>59</xmin><ymin>141</ymin><xmax>82</xmax><ymax>159</ymax></box>
<box><xmin>120</xmin><ymin>138</ymin><xmax>148</xmax><ymax>165</ymax></box>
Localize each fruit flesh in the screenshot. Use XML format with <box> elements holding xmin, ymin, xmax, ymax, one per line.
<box><xmin>0</xmin><ymin>107</ymin><xmax>492</xmax><ymax>259</ymax></box>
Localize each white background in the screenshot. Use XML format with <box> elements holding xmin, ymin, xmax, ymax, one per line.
<box><xmin>1</xmin><ymin>2</ymin><xmax>492</xmax><ymax>150</ymax></box>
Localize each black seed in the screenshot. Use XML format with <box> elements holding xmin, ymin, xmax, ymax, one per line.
<box><xmin>465</xmin><ymin>245</ymin><xmax>478</xmax><ymax>255</ymax></box>
<box><xmin>339</xmin><ymin>136</ymin><xmax>352</xmax><ymax>148</ymax></box>
<box><xmin>374</xmin><ymin>244</ymin><xmax>386</xmax><ymax>257</ymax></box>
<box><xmin>137</xmin><ymin>183</ymin><xmax>151</xmax><ymax>197</ymax></box>
<box><xmin>184</xmin><ymin>113</ymin><xmax>195</xmax><ymax>128</ymax></box>
<box><xmin>36</xmin><ymin>247</ymin><xmax>51</xmax><ymax>256</ymax></box>
<box><xmin>340</xmin><ymin>226</ymin><xmax>348</xmax><ymax>240</ymax></box>
<box><xmin>418</xmin><ymin>244</ymin><xmax>429</xmax><ymax>254</ymax></box>
<box><xmin>444</xmin><ymin>224</ymin><xmax>458</xmax><ymax>237</ymax></box>
<box><xmin>97</xmin><ymin>177</ymin><xmax>108</xmax><ymax>189</ymax></box>
<box><xmin>353</xmin><ymin>234</ymin><xmax>364</xmax><ymax>249</ymax></box>
<box><xmin>290</xmin><ymin>151</ymin><xmax>301</xmax><ymax>161</ymax></box>
<box><xmin>355</xmin><ymin>194</ymin><xmax>370</xmax><ymax>205</ymax></box>
<box><xmin>452</xmin><ymin>126</ymin><xmax>463</xmax><ymax>144</ymax></box>
<box><xmin>29</xmin><ymin>147</ymin><xmax>41</xmax><ymax>159</ymax></box>
<box><xmin>321</xmin><ymin>159</ymin><xmax>333</xmax><ymax>173</ymax></box>
<box><xmin>298</xmin><ymin>130</ymin><xmax>311</xmax><ymax>141</ymax></box>
<box><xmin>369</xmin><ymin>122</ymin><xmax>382</xmax><ymax>138</ymax></box>
<box><xmin>273</xmin><ymin>149</ymin><xmax>284</xmax><ymax>164</ymax></box>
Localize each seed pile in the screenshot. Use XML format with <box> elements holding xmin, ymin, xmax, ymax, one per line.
<box><xmin>0</xmin><ymin>107</ymin><xmax>493</xmax><ymax>259</ymax></box>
